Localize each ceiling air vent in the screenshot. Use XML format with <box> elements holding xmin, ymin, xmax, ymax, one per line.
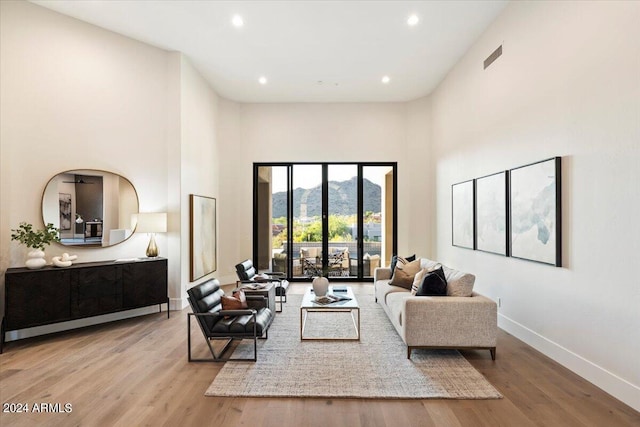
<box><xmin>484</xmin><ymin>45</ymin><xmax>502</xmax><ymax>70</ymax></box>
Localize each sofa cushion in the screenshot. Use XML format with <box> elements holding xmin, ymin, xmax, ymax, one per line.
<box><xmin>416</xmin><ymin>267</ymin><xmax>447</xmax><ymax>296</ymax></box>
<box><xmin>375</xmin><ymin>280</ymin><xmax>408</xmax><ymax>306</ymax></box>
<box><xmin>385</xmin><ymin>291</ymin><xmax>407</xmax><ymax>327</ymax></box>
<box><xmin>212</xmin><ymin>307</ymin><xmax>273</xmax><ymax>335</ymax></box>
<box><xmin>389</xmin><ymin>258</ymin><xmax>421</xmax><ymax>290</ymax></box>
<box><xmin>442</xmin><ymin>266</ymin><xmax>475</xmax><ymax>297</ymax></box>
<box><xmin>390</xmin><ymin>254</ymin><xmax>415</xmax><ymax>273</ymax></box>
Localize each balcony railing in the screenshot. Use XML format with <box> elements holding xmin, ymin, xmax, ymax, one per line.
<box><xmin>280</xmin><ymin>241</ymin><xmax>381</xmax><ymax>259</ymax></box>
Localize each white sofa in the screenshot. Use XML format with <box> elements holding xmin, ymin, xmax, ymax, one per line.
<box><xmin>374</xmin><ymin>257</ymin><xmax>497</xmax><ymax>359</ymax></box>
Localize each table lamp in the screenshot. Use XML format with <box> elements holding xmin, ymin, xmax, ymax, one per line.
<box><xmin>133</xmin><ymin>213</ymin><xmax>167</xmax><ymax>257</ymax></box>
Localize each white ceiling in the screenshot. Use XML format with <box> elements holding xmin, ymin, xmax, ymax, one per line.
<box><xmin>31</xmin><ymin>1</ymin><xmax>508</xmax><ymax>103</ymax></box>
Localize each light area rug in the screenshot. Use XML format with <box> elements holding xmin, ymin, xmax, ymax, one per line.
<box><xmin>205</xmin><ymin>293</ymin><xmax>502</xmax><ymax>399</ymax></box>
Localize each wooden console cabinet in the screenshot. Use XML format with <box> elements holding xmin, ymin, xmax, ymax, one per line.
<box><xmin>1</xmin><ymin>257</ymin><xmax>168</xmax><ymax>353</ymax></box>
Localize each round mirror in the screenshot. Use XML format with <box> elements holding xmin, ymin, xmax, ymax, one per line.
<box><xmin>42</xmin><ymin>169</ymin><xmax>139</xmax><ymax>247</ymax></box>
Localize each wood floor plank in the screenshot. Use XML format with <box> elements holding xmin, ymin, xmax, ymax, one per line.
<box><xmin>1</xmin><ymin>283</ymin><xmax>638</xmax><ymax>427</ymax></box>
<box><xmin>380</xmin><ymin>400</ymin><xmax>437</xmax><ymax>427</ymax></box>
<box><xmin>422</xmin><ymin>401</ymin><xmax>464</xmax><ymax>427</ymax></box>
<box><xmin>463</xmin><ymin>399</ymin><xmax>537</xmax><ymax>427</ymax></box>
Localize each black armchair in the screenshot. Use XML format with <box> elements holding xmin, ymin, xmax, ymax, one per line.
<box><xmin>235</xmin><ymin>259</ymin><xmax>289</xmax><ymax>312</ymax></box>
<box><xmin>187</xmin><ymin>278</ymin><xmax>274</xmax><ymax>362</ymax></box>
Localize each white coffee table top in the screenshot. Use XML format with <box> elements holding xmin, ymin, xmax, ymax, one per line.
<box><xmin>300</xmin><ymin>285</ymin><xmax>359</xmax><ymax>309</ymax></box>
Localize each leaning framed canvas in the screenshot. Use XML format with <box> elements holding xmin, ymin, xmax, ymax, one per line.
<box><xmin>451</xmin><ymin>179</ymin><xmax>475</xmax><ymax>250</ymax></box>
<box><xmin>190</xmin><ymin>194</ymin><xmax>217</xmax><ymax>281</ymax></box>
<box><xmin>509</xmin><ymin>157</ymin><xmax>561</xmax><ymax>266</ymax></box>
<box><xmin>475</xmin><ymin>171</ymin><xmax>508</xmax><ymax>256</ymax></box>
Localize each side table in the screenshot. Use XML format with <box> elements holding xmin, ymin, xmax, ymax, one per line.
<box><xmin>240</xmin><ymin>282</ymin><xmax>277</xmax><ymax>313</ymax></box>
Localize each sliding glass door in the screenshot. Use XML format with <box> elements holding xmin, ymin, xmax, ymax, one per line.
<box><xmin>254</xmin><ymin>162</ymin><xmax>396</xmax><ymax>281</ymax></box>
<box><xmin>293</xmin><ymin>164</ymin><xmax>323</xmax><ymax>278</ymax></box>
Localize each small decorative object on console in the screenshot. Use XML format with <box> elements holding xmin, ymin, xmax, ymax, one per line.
<box><xmin>52</xmin><ymin>252</ymin><xmax>77</xmax><ymax>267</ymax></box>
<box><xmin>10</xmin><ymin>222</ymin><xmax>60</xmax><ymax>269</ymax></box>
<box><xmin>25</xmin><ymin>250</ymin><xmax>47</xmax><ymax>270</ymax></box>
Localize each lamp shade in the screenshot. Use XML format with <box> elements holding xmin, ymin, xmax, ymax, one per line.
<box><xmin>133</xmin><ymin>213</ymin><xmax>167</xmax><ymax>233</ymax></box>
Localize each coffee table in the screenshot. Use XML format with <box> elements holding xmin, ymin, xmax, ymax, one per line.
<box><xmin>300</xmin><ymin>286</ymin><xmax>360</xmax><ymax>341</ymax></box>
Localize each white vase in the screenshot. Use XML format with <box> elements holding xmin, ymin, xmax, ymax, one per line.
<box><xmin>25</xmin><ymin>249</ymin><xmax>46</xmax><ymax>270</ymax></box>
<box><xmin>312</xmin><ymin>276</ymin><xmax>329</xmax><ymax>296</ymax></box>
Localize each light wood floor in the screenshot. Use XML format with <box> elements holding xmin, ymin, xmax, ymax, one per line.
<box><xmin>1</xmin><ymin>283</ymin><xmax>638</xmax><ymax>427</ymax></box>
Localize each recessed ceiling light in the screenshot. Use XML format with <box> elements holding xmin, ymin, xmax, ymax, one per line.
<box><xmin>259</xmin><ymin>76</ymin><xmax>267</xmax><ymax>85</ymax></box>
<box><xmin>381</xmin><ymin>76</ymin><xmax>390</xmax><ymax>84</ymax></box>
<box><xmin>232</xmin><ymin>15</ymin><xmax>244</xmax><ymax>27</ymax></box>
<box><xmin>407</xmin><ymin>14</ymin><xmax>419</xmax><ymax>26</ymax></box>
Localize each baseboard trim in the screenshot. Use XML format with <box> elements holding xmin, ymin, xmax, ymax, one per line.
<box><xmin>170</xmin><ymin>297</ymin><xmax>188</xmax><ymax>311</ymax></box>
<box><xmin>5</xmin><ymin>305</ymin><xmax>168</xmax><ymax>343</ymax></box>
<box><xmin>498</xmin><ymin>313</ymin><xmax>640</xmax><ymax>412</ymax></box>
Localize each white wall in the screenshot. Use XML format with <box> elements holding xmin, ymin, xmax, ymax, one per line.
<box><xmin>0</xmin><ymin>1</ymin><xmax>227</xmax><ymax>317</ymax></box>
<box><xmin>217</xmin><ymin>103</ymin><xmax>409</xmax><ymax>283</ymax></box>
<box><xmin>216</xmin><ymin>98</ymin><xmax>242</xmax><ymax>285</ymax></box>
<box><xmin>166</xmin><ymin>51</ymin><xmax>183</xmax><ymax>310</ymax></box>
<box><xmin>406</xmin><ymin>96</ymin><xmax>434</xmax><ymax>258</ymax></box>
<box><xmin>0</xmin><ymin>1</ymin><xmax>205</xmax><ymax>327</ymax></box>
<box><xmin>178</xmin><ymin>55</ymin><xmax>221</xmax><ymax>304</ymax></box>
<box><xmin>430</xmin><ymin>0</ymin><xmax>639</xmax><ymax>410</ymax></box>
<box><xmin>0</xmin><ymin>0</ymin><xmax>172</xmax><ymax>271</ymax></box>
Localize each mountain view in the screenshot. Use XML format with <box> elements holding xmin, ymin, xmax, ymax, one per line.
<box><xmin>272</xmin><ymin>177</ymin><xmax>381</xmax><ymax>218</ymax></box>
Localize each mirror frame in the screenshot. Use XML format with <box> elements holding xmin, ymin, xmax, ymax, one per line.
<box><xmin>42</xmin><ymin>169</ymin><xmax>139</xmax><ymax>248</ymax></box>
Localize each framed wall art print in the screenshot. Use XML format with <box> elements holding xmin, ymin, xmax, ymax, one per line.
<box><xmin>509</xmin><ymin>157</ymin><xmax>561</xmax><ymax>266</ymax></box>
<box><xmin>190</xmin><ymin>194</ymin><xmax>217</xmax><ymax>281</ymax></box>
<box><xmin>475</xmin><ymin>171</ymin><xmax>508</xmax><ymax>256</ymax></box>
<box><xmin>451</xmin><ymin>179</ymin><xmax>475</xmax><ymax>250</ymax></box>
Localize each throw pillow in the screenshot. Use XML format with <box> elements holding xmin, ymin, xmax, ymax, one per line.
<box><xmin>221</xmin><ymin>290</ymin><xmax>249</xmax><ymax>317</ymax></box>
<box><xmin>442</xmin><ymin>266</ymin><xmax>475</xmax><ymax>297</ymax></box>
<box><xmin>232</xmin><ymin>289</ymin><xmax>248</xmax><ymax>308</ymax></box>
<box><xmin>389</xmin><ymin>257</ymin><xmax>421</xmax><ymax>290</ymax></box>
<box><xmin>411</xmin><ymin>268</ymin><xmax>428</xmax><ymax>296</ymax></box>
<box><xmin>411</xmin><ymin>264</ymin><xmax>443</xmax><ymax>295</ymax></box>
<box><xmin>389</xmin><ymin>254</ymin><xmax>416</xmax><ymax>273</ymax></box>
<box><xmin>416</xmin><ymin>267</ymin><xmax>448</xmax><ymax>296</ymax></box>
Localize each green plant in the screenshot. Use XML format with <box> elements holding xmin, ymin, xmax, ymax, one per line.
<box><xmin>11</xmin><ymin>222</ymin><xmax>60</xmax><ymax>250</ymax></box>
